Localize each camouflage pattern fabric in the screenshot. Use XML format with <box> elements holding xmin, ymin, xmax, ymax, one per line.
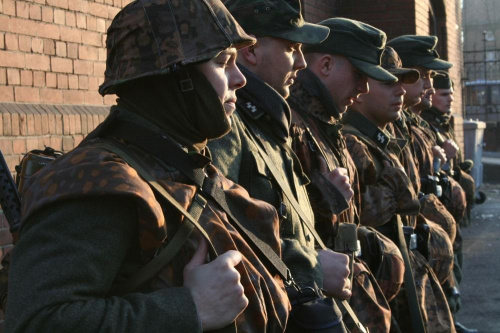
<box><xmin>419</xmin><ymin>194</ymin><xmax>456</xmax><ymax>244</ymax></box>
<box><xmin>288</xmin><ymin>75</ymin><xmax>392</xmax><ymax>332</ymax></box>
<box><xmin>20</xmin><ymin>139</ymin><xmax>290</xmax><ymax>332</ymax></box>
<box><xmin>99</xmin><ymin>0</ymin><xmax>255</xmax><ymax>95</ymax></box>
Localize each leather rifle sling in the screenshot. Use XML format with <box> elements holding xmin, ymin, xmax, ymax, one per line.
<box><xmin>239</xmin><ymin>115</ymin><xmax>368</xmax><ymax>333</ymax></box>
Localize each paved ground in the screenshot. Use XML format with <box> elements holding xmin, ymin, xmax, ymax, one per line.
<box><xmin>455</xmin><ymin>180</ymin><xmax>500</xmax><ymax>332</ymax></box>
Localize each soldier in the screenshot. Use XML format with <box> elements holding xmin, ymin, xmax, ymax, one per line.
<box><xmin>287</xmin><ymin>17</ymin><xmax>404</xmax><ymax>332</ymax></box>
<box><xmin>342</xmin><ymin>46</ymin><xmax>456</xmax><ymax>333</ymax></box>
<box><xmin>208</xmin><ymin>0</ymin><xmax>357</xmax><ymax>331</ymax></box>
<box><xmin>6</xmin><ymin>0</ymin><xmax>292</xmax><ymax>332</ymax></box>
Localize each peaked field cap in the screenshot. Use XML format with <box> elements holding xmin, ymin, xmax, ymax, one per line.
<box><xmin>380</xmin><ymin>46</ymin><xmax>420</xmax><ymax>84</ymax></box>
<box><xmin>99</xmin><ymin>0</ymin><xmax>255</xmax><ymax>96</ymax></box>
<box><xmin>304</xmin><ymin>17</ymin><xmax>397</xmax><ymax>83</ymax></box>
<box><xmin>433</xmin><ymin>71</ymin><xmax>453</xmax><ymax>89</ymax></box>
<box><xmin>387</xmin><ymin>35</ymin><xmax>452</xmax><ymax>70</ymax></box>
<box><xmin>225</xmin><ymin>0</ymin><xmax>330</xmax><ymax>44</ymax></box>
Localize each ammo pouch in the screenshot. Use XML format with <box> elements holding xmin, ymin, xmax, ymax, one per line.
<box><xmin>16</xmin><ymin>147</ymin><xmax>62</xmax><ymax>196</ymax></box>
<box><xmin>333</xmin><ymin>223</ymin><xmax>360</xmax><ymax>256</ymax></box>
<box><xmin>286</xmin><ymin>282</ymin><xmax>346</xmax><ymax>333</ymax></box>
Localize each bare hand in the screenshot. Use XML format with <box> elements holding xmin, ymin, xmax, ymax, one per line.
<box><xmin>318</xmin><ymin>249</ymin><xmax>351</xmax><ymax>299</ymax></box>
<box><xmin>319</xmin><ymin>156</ymin><xmax>354</xmax><ymax>202</ymax></box>
<box><xmin>432</xmin><ymin>145</ymin><xmax>447</xmax><ymax>164</ymax></box>
<box><xmin>442</xmin><ymin>139</ymin><xmax>459</xmax><ymax>160</ymax></box>
<box><xmin>183</xmin><ymin>238</ymin><xmax>248</xmax><ymax>331</ymax></box>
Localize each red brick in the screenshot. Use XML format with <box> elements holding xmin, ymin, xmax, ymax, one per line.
<box><xmin>0</xmin><ymin>86</ymin><xmax>14</xmax><ymax>102</ymax></box>
<box><xmin>42</xmin><ymin>6</ymin><xmax>53</xmax><ymax>22</ymax></box>
<box><xmin>2</xmin><ymin>0</ymin><xmax>15</xmax><ymax>16</ymax></box>
<box><xmin>0</xmin><ymin>50</ymin><xmax>25</xmax><ymax>68</ymax></box>
<box><xmin>54</xmin><ymin>113</ymin><xmax>62</xmax><ymax>134</ymax></box>
<box><xmin>105</xmin><ymin>0</ymin><xmax>113</xmax><ymax>6</ymax></box>
<box><xmin>30</xmin><ymin>4</ymin><xmax>42</xmax><ymax>20</ymax></box>
<box><xmin>25</xmin><ymin>54</ymin><xmax>50</xmax><ymax>71</ymax></box>
<box><xmin>40</xmin><ymin>88</ymin><xmax>63</xmax><ymax>103</ymax></box>
<box><xmin>15</xmin><ymin>86</ymin><xmax>40</xmax><ymax>103</ymax></box>
<box><xmin>82</xmin><ymin>30</ymin><xmax>101</xmax><ymax>47</ymax></box>
<box><xmin>2</xmin><ymin>113</ymin><xmax>11</xmax><ymax>134</ymax></box>
<box><xmin>20</xmin><ymin>70</ymin><xmax>33</xmax><ymax>86</ymax></box>
<box><xmin>38</xmin><ymin>136</ymin><xmax>51</xmax><ymax>149</ymax></box>
<box><xmin>96</xmin><ymin>18</ymin><xmax>106</xmax><ymax>33</ymax></box>
<box><xmin>113</xmin><ymin>0</ymin><xmax>121</xmax><ymax>7</ymax></box>
<box><xmin>51</xmin><ymin>57</ymin><xmax>73</xmax><ymax>73</ymax></box>
<box><xmin>7</xmin><ymin>17</ymin><xmax>37</xmax><ymax>37</ymax></box>
<box><xmin>76</xmin><ymin>13</ymin><xmax>86</xmax><ymax>28</ymax></box>
<box><xmin>0</xmin><ymin>32</ymin><xmax>4</xmax><ymax>49</ymax></box>
<box><xmin>47</xmin><ymin>0</ymin><xmax>69</xmax><ymax>9</ymax></box>
<box><xmin>32</xmin><ymin>37</ymin><xmax>43</xmax><ymax>53</ymax></box>
<box><xmin>0</xmin><ymin>138</ymin><xmax>12</xmax><ymax>155</ymax></box>
<box><xmin>11</xmin><ymin>113</ymin><xmax>20</xmax><ymax>136</ymax></box>
<box><xmin>107</xmin><ymin>6</ymin><xmax>119</xmax><ymax>19</ymax></box>
<box><xmin>93</xmin><ymin>62</ymin><xmax>106</xmax><ymax>76</ymax></box>
<box><xmin>27</xmin><ymin>137</ymin><xmax>39</xmax><ymax>151</ymax></box>
<box><xmin>26</xmin><ymin>113</ymin><xmax>35</xmax><ymax>135</ymax></box>
<box><xmin>7</xmin><ymin>68</ymin><xmax>20</xmax><ymax>85</ymax></box>
<box><xmin>0</xmin><ymin>68</ymin><xmax>6</xmax><ymax>84</ymax></box>
<box><xmin>84</xmin><ymin>90</ymin><xmax>103</xmax><ymax>105</ymax></box>
<box><xmin>98</xmin><ymin>48</ymin><xmax>106</xmax><ymax>61</ymax></box>
<box><xmin>41</xmin><ymin>112</ymin><xmax>49</xmax><ymax>134</ymax></box>
<box><xmin>88</xmin><ymin>76</ymin><xmax>99</xmax><ymax>90</ymax></box>
<box><xmin>19</xmin><ymin>35</ymin><xmax>31</xmax><ymax>52</ymax></box>
<box><xmin>66</xmin><ymin>11</ymin><xmax>76</xmax><ymax>27</ymax></box>
<box><xmin>78</xmin><ymin>75</ymin><xmax>88</xmax><ymax>90</ymax></box>
<box><xmin>74</xmin><ymin>60</ymin><xmax>93</xmax><ymax>74</ymax></box>
<box><xmin>57</xmin><ymin>73</ymin><xmax>68</xmax><ymax>88</ymax></box>
<box><xmin>74</xmin><ymin>134</ymin><xmax>84</xmax><ymax>146</ymax></box>
<box><xmin>78</xmin><ymin>45</ymin><xmax>97</xmax><ymax>60</ymax></box>
<box><xmin>103</xmin><ymin>94</ymin><xmax>116</xmax><ymax>105</ymax></box>
<box><xmin>60</xmin><ymin>26</ymin><xmax>81</xmax><ymax>43</ymax></box>
<box><xmin>12</xmin><ymin>138</ymin><xmax>26</xmax><ymax>154</ymax></box>
<box><xmin>33</xmin><ymin>112</ymin><xmax>42</xmax><ymax>135</ymax></box>
<box><xmin>37</xmin><ymin>22</ymin><xmax>60</xmax><ymax>39</ymax></box>
<box><xmin>63</xmin><ymin>90</ymin><xmax>84</xmax><ymax>104</ymax></box>
<box><xmin>49</xmin><ymin>136</ymin><xmax>62</xmax><ymax>150</ymax></box>
<box><xmin>86</xmin><ymin>16</ymin><xmax>96</xmax><ymax>31</ymax></box>
<box><xmin>55</xmin><ymin>41</ymin><xmax>66</xmax><ymax>57</ymax></box>
<box><xmin>43</xmin><ymin>38</ymin><xmax>55</xmax><ymax>55</ymax></box>
<box><xmin>68</xmin><ymin>74</ymin><xmax>78</xmax><ymax>89</ymax></box>
<box><xmin>53</xmin><ymin>8</ymin><xmax>65</xmax><ymax>24</ymax></box>
<box><xmin>46</xmin><ymin>72</ymin><xmax>57</xmax><ymax>88</ymax></box>
<box><xmin>16</xmin><ymin>1</ymin><xmax>30</xmax><ymax>18</ymax></box>
<box><xmin>67</xmin><ymin>42</ymin><xmax>78</xmax><ymax>58</ymax></box>
<box><xmin>4</xmin><ymin>33</ymin><xmax>18</xmax><ymax>50</ymax></box>
<box><xmin>68</xmin><ymin>0</ymin><xmax>88</xmax><ymax>13</ymax></box>
<box><xmin>89</xmin><ymin>2</ymin><xmax>108</xmax><ymax>18</ymax></box>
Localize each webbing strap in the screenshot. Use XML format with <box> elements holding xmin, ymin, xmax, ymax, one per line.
<box><xmin>102</xmin><ymin>122</ymin><xmax>292</xmax><ymax>283</ymax></box>
<box><xmin>239</xmin><ymin>116</ymin><xmax>368</xmax><ymax>333</ymax></box>
<box><xmin>95</xmin><ymin>141</ymin><xmax>214</xmax><ymax>295</ymax></box>
<box><xmin>395</xmin><ymin>216</ymin><xmax>427</xmax><ymax>333</ymax></box>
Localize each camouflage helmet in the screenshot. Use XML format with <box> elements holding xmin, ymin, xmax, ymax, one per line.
<box><xmin>99</xmin><ymin>0</ymin><xmax>255</xmax><ymax>95</ymax></box>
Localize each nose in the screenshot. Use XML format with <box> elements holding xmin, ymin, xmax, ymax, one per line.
<box><xmin>357</xmin><ymin>75</ymin><xmax>369</xmax><ymax>94</ymax></box>
<box><xmin>229</xmin><ymin>65</ymin><xmax>246</xmax><ymax>90</ymax></box>
<box><xmin>293</xmin><ymin>47</ymin><xmax>307</xmax><ymax>71</ymax></box>
<box><xmin>423</xmin><ymin>77</ymin><xmax>432</xmax><ymax>90</ymax></box>
<box><xmin>449</xmin><ymin>94</ymin><xmax>454</xmax><ymax>102</ymax></box>
<box><xmin>397</xmin><ymin>82</ymin><xmax>406</xmax><ymax>96</ymax></box>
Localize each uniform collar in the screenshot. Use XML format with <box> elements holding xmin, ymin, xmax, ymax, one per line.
<box><xmin>342</xmin><ymin>109</ymin><xmax>392</xmax><ymax>149</ymax></box>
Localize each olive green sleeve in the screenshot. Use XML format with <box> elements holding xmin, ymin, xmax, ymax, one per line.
<box><xmin>5</xmin><ymin>196</ymin><xmax>202</xmax><ymax>333</ymax></box>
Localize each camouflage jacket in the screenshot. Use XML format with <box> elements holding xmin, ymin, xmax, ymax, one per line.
<box><xmin>7</xmin><ymin>110</ymin><xmax>289</xmax><ymax>332</ymax></box>
<box><xmin>208</xmin><ymin>65</ymin><xmax>322</xmax><ymax>288</ymax></box>
<box><xmin>288</xmin><ymin>70</ymin><xmax>394</xmax><ymax>333</ymax></box>
<box><xmin>341</xmin><ymin>109</ymin><xmax>420</xmax><ymax>228</ymax></box>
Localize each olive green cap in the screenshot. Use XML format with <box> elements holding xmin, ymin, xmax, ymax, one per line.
<box><xmin>380</xmin><ymin>46</ymin><xmax>420</xmax><ymax>84</ymax></box>
<box><xmin>225</xmin><ymin>0</ymin><xmax>330</xmax><ymax>44</ymax></box>
<box><xmin>304</xmin><ymin>17</ymin><xmax>397</xmax><ymax>83</ymax></box>
<box><xmin>387</xmin><ymin>35</ymin><xmax>452</xmax><ymax>70</ymax></box>
<box><xmin>433</xmin><ymin>71</ymin><xmax>453</xmax><ymax>89</ymax></box>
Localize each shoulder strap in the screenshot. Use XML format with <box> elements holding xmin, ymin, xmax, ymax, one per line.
<box><xmin>239</xmin><ymin>114</ymin><xmax>368</xmax><ymax>333</ymax></box>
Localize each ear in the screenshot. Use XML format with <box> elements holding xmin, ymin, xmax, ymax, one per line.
<box><xmin>238</xmin><ymin>36</ymin><xmax>258</xmax><ymax>66</ymax></box>
<box><xmin>318</xmin><ymin>54</ymin><xmax>334</xmax><ymax>77</ymax></box>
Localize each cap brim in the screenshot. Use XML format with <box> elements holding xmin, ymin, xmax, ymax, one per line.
<box><xmin>387</xmin><ymin>68</ymin><xmax>420</xmax><ymax>84</ymax></box>
<box><xmin>270</xmin><ymin>22</ymin><xmax>330</xmax><ymax>44</ymax></box>
<box><xmin>419</xmin><ymin>58</ymin><xmax>452</xmax><ymax>70</ymax></box>
<box><xmin>349</xmin><ymin>57</ymin><xmax>398</xmax><ymax>82</ymax></box>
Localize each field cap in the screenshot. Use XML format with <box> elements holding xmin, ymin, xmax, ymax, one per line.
<box><xmin>225</xmin><ymin>0</ymin><xmax>330</xmax><ymax>44</ymax></box>
<box><xmin>380</xmin><ymin>47</ymin><xmax>420</xmax><ymax>84</ymax></box>
<box><xmin>304</xmin><ymin>17</ymin><xmax>397</xmax><ymax>82</ymax></box>
<box><xmin>433</xmin><ymin>71</ymin><xmax>453</xmax><ymax>89</ymax></box>
<box><xmin>387</xmin><ymin>35</ymin><xmax>452</xmax><ymax>70</ymax></box>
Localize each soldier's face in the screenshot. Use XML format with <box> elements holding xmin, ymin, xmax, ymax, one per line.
<box><xmin>325</xmin><ymin>55</ymin><xmax>369</xmax><ymax>113</ymax></box>
<box><xmin>252</xmin><ymin>37</ymin><xmax>306</xmax><ymax>98</ymax></box>
<box><xmin>356</xmin><ymin>77</ymin><xmax>406</xmax><ymax>128</ymax></box>
<box><xmin>197</xmin><ymin>48</ymin><xmax>246</xmax><ymax>121</ymax></box>
<box><xmin>432</xmin><ymin>88</ymin><xmax>454</xmax><ymax>114</ymax></box>
<box><xmin>403</xmin><ymin>67</ymin><xmax>433</xmax><ymax>107</ymax></box>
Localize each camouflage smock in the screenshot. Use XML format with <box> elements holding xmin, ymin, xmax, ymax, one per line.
<box><xmin>9</xmin><ymin>112</ymin><xmax>290</xmax><ymax>332</ymax></box>
<box><xmin>287</xmin><ymin>69</ymin><xmax>392</xmax><ymax>333</ymax></box>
